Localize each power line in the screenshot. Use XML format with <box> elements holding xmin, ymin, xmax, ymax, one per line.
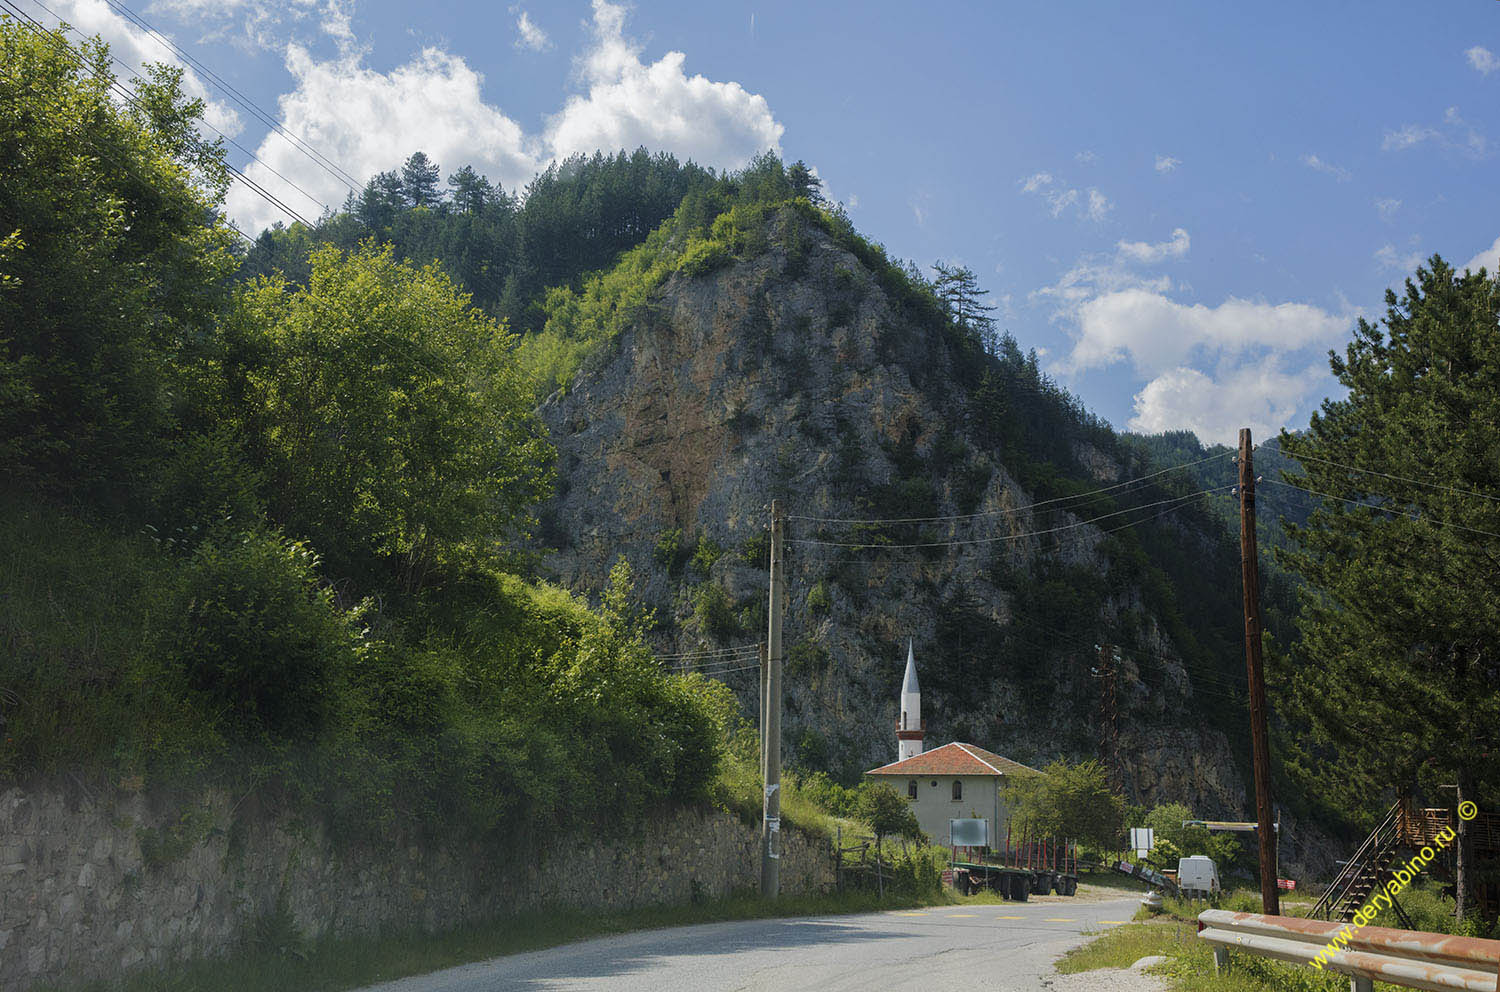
<box><xmin>21</xmin><ymin>0</ymin><xmax>329</xmax><ymax>216</ymax></box>
<box><xmin>1280</xmin><ymin>451</ymin><xmax>1500</xmax><ymax>506</ymax></box>
<box><xmin>788</xmin><ymin>486</ymin><xmax>1221</xmax><ymax>567</ymax></box>
<box><xmin>1260</xmin><ymin>478</ymin><xmax>1500</xmax><ymax>542</ymax></box>
<box><xmin>786</xmin><ymin>451</ymin><xmax>1231</xmax><ymax>526</ymax></box>
<box><xmin>786</xmin><ymin>487</ymin><xmax>1230</xmax><ymax>550</ymax></box>
<box><xmin>654</xmin><ymin>644</ymin><xmax>761</xmax><ymax>660</ymax></box>
<box><xmin>3</xmin><ymin>3</ymin><xmax>313</xmax><ymax>230</ymax></box>
<box><xmin>95</xmin><ymin>0</ymin><xmax>361</xmax><ymax>193</ymax></box>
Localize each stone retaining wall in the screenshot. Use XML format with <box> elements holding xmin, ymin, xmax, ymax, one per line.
<box><xmin>0</xmin><ymin>782</ymin><xmax>833</xmax><ymax>990</ymax></box>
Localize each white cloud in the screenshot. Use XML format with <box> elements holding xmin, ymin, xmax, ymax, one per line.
<box><xmin>1116</xmin><ymin>228</ymin><xmax>1189</xmax><ymax>264</ymax></box>
<box><xmin>1374</xmin><ymin>242</ymin><xmax>1424</xmax><ymax>274</ymax></box>
<box><xmin>35</xmin><ymin>0</ymin><xmax>243</xmax><ymax>137</ymax></box>
<box><xmin>1467</xmin><ymin>45</ymin><xmax>1500</xmax><ymax>75</ymax></box>
<box><xmin>544</xmin><ymin>1</ymin><xmax>782</xmax><ymax>165</ymax></box>
<box><xmin>1036</xmin><ymin>223</ymin><xmax>1345</xmax><ymax>439</ymax></box>
<box><xmin>1128</xmin><ymin>362</ymin><xmax>1330</xmax><ymax>445</ymax></box>
<box><xmin>1301</xmin><ymin>153</ymin><xmax>1351</xmax><ymax>182</ymax></box>
<box><xmin>226</xmin><ymin>0</ymin><xmax>783</xmax><ymax>232</ymax></box>
<box><xmin>1383</xmin><ymin>106</ymin><xmax>1487</xmax><ymax>157</ymax></box>
<box><xmin>1019</xmin><ymin>171</ymin><xmax>1110</xmax><ymax>222</ymax></box>
<box><xmin>148</xmin><ymin>0</ymin><xmax>323</xmax><ymax>53</ymax></box>
<box><xmin>226</xmin><ymin>45</ymin><xmax>541</xmax><ymax>229</ymax></box>
<box><xmin>1463</xmin><ymin>235</ymin><xmax>1500</xmax><ymax>277</ymax></box>
<box><xmin>846</xmin><ymin>193</ymin><xmax>859</xmax><ymax>208</ymax></box>
<box><xmin>1154</xmin><ymin>154</ymin><xmax>1180</xmax><ymax>173</ymax></box>
<box><xmin>1374</xmin><ymin>197</ymin><xmax>1401</xmax><ymax>221</ymax></box>
<box><xmin>1071</xmin><ymin>290</ymin><xmax>1347</xmax><ymax>375</ymax></box>
<box><xmin>513</xmin><ymin>9</ymin><xmax>551</xmax><ymax>52</ymax></box>
<box><xmin>1086</xmin><ymin>188</ymin><xmax>1111</xmax><ymax>221</ymax></box>
<box><xmin>1075</xmin><ymin>150</ymin><xmax>1098</xmax><ymax>164</ymax></box>
<box><xmin>1034</xmin><ymin>228</ymin><xmax>1189</xmax><ymax>324</ymax></box>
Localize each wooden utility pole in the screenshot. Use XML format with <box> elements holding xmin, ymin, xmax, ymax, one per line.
<box><xmin>761</xmin><ymin>500</ymin><xmax>784</xmax><ymax>898</ymax></box>
<box><xmin>1238</xmin><ymin>428</ymin><xmax>1280</xmax><ymax>915</ymax></box>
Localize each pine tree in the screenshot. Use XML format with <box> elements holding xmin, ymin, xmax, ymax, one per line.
<box><xmin>447</xmin><ymin>165</ymin><xmax>494</xmax><ymax>215</ymax></box>
<box><xmin>787</xmin><ymin>160</ymin><xmax>823</xmax><ymax>204</ymax></box>
<box><xmin>401</xmin><ymin>151</ymin><xmax>442</xmax><ymax>208</ymax></box>
<box><xmin>932</xmin><ymin>262</ymin><xmax>998</xmax><ymax>352</ymax></box>
<box><xmin>1276</xmin><ymin>257</ymin><xmax>1500</xmax><ymax>923</ymax></box>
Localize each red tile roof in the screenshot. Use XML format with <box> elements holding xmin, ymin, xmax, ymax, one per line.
<box><xmin>866</xmin><ymin>742</ymin><xmax>1039</xmax><ymax>778</ymax></box>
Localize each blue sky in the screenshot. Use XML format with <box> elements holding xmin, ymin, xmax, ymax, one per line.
<box><xmin>34</xmin><ymin>0</ymin><xmax>1500</xmax><ymax>444</ymax></box>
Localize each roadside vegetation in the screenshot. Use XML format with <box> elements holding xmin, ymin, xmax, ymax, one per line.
<box><xmin>0</xmin><ymin>19</ymin><xmax>729</xmax><ymax>851</ymax></box>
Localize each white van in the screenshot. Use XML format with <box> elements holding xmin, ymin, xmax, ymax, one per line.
<box><xmin>1177</xmin><ymin>855</ymin><xmax>1221</xmax><ymax>899</ymax></box>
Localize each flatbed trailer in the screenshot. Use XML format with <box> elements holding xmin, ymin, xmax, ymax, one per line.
<box><xmin>950</xmin><ymin>861</ymin><xmax>1036</xmax><ymax>900</ymax></box>
<box><xmin>950</xmin><ymin>833</ymin><xmax>1081</xmax><ymax>897</ymax></box>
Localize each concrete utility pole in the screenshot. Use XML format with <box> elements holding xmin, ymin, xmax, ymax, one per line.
<box><xmin>761</xmin><ymin>500</ymin><xmax>784</xmax><ymax>898</ymax></box>
<box><xmin>1238</xmin><ymin>428</ymin><xmax>1280</xmax><ymax>915</ymax></box>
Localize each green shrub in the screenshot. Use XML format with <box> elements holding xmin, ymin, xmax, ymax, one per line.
<box><xmin>161</xmin><ymin>529</ymin><xmax>367</xmax><ymax>745</ymax></box>
<box><xmin>690</xmin><ymin>583</ymin><xmax>741</xmax><ymax>641</ymax></box>
<box><xmin>807</xmin><ymin>580</ymin><xmax>832</xmax><ymax>614</ymax></box>
<box><xmin>739</xmin><ymin>532</ymin><xmax>770</xmax><ymax>566</ymax></box>
<box><xmin>654</xmin><ymin>528</ymin><xmax>689</xmax><ymax>575</ymax></box>
<box><xmin>688</xmin><ymin>534</ymin><xmax>723</xmax><ymax>577</ymax></box>
<box><xmin>677</xmin><ymin>240</ymin><xmax>731</xmax><ymax>277</ymax></box>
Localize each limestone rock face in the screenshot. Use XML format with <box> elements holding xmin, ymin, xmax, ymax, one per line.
<box><xmin>538</xmin><ymin>208</ymin><xmax>1252</xmax><ymax>819</ymax></box>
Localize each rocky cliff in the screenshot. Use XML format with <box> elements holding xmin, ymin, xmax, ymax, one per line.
<box><xmin>535</xmin><ymin>205</ymin><xmax>1252</xmax><ymax>821</ymax></box>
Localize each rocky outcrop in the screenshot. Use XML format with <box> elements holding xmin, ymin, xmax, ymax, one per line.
<box><xmin>537</xmin><ymin>208</ymin><xmax>1249</xmax><ymax>817</ymax></box>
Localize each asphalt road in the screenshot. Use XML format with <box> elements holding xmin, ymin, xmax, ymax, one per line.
<box><xmin>354</xmin><ymin>896</ymin><xmax>1143</xmax><ymax>992</ymax></box>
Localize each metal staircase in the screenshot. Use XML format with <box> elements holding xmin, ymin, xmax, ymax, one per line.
<box><xmin>1311</xmin><ymin>800</ymin><xmax>1405</xmax><ymax>924</ymax></box>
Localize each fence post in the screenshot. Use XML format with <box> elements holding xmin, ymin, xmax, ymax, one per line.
<box><xmin>1350</xmin><ymin>979</ymin><xmax>1373</xmax><ymax>992</ymax></box>
<box><xmin>1213</xmin><ymin>947</ymin><xmax>1230</xmax><ymax>974</ymax></box>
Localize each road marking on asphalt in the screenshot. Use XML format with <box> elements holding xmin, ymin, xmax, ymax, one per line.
<box><xmin>1043</xmin><ymin>918</ymin><xmax>1076</xmax><ymax>922</ymax></box>
<box><xmin>996</xmin><ymin>915</ymin><xmax>1025</xmax><ymax>920</ymax></box>
<box><xmin>946</xmin><ymin>913</ymin><xmax>978</xmax><ymax>918</ymax></box>
<box><xmin>1099</xmin><ymin>920</ymin><xmax>1131</xmax><ymax>924</ymax></box>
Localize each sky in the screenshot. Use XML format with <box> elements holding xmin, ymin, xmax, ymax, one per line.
<box><xmin>27</xmin><ymin>0</ymin><xmax>1500</xmax><ymax>445</ymax></box>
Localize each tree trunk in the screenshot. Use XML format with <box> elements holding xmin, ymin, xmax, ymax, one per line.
<box><xmin>877</xmin><ymin>837</ymin><xmax>884</xmax><ymax>900</ymax></box>
<box><xmin>1456</xmin><ymin>768</ymin><xmax>1474</xmax><ymax>925</ymax></box>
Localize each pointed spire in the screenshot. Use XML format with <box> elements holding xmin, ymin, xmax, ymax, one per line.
<box><xmin>902</xmin><ymin>639</ymin><xmax>919</xmax><ymax>695</ymax></box>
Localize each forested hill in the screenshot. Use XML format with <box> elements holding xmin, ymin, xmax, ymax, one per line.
<box><xmin>241</xmin><ymin>147</ymin><xmax>1279</xmax><ymax>831</ymax></box>
<box><xmin>241</xmin><ymin>148</ymin><xmax>728</xmax><ymax>335</ymax></box>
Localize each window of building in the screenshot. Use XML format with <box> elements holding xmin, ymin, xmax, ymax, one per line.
<box><xmin>908</xmin><ymin>780</ymin><xmax>918</xmax><ymax>800</ymax></box>
<box><xmin>952</xmin><ymin>780</ymin><xmax>963</xmax><ymax>802</ymax></box>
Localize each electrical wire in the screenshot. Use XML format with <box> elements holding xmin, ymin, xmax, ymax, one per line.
<box><xmin>1278</xmin><ymin>451</ymin><xmax>1500</xmax><ymax>505</ymax></box>
<box><xmin>21</xmin><ymin>0</ymin><xmax>328</xmax><ymax>216</ymax></box>
<box><xmin>3</xmin><ymin>3</ymin><xmax>313</xmax><ymax>231</ymax></box>
<box><xmin>786</xmin><ymin>451</ymin><xmax>1231</xmax><ymax>526</ymax></box>
<box><xmin>786</xmin><ymin>486</ymin><xmax>1230</xmax><ymax>551</ymax></box>
<box><xmin>654</xmin><ymin>644</ymin><xmax>761</xmax><ymax>660</ymax></box>
<box><xmin>788</xmin><ymin>487</ymin><xmax>1220</xmax><ymax>567</ymax></box>
<box><xmin>1260</xmin><ymin>478</ymin><xmax>1500</xmax><ymax>541</ymax></box>
<box><xmin>95</xmin><ymin>0</ymin><xmax>361</xmax><ymax>193</ymax></box>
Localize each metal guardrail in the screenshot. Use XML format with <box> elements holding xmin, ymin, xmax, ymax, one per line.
<box><xmin>1198</xmin><ymin>909</ymin><xmax>1500</xmax><ymax>992</ymax></box>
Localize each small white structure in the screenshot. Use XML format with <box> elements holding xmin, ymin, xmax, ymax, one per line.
<box><xmin>897</xmin><ymin>641</ymin><xmax>924</xmax><ymax>762</ymax></box>
<box><xmin>866</xmin><ymin>644</ymin><xmax>1038</xmax><ymax>847</ymax></box>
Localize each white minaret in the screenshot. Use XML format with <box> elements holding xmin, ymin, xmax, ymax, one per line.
<box><xmin>896</xmin><ymin>640</ymin><xmax>925</xmax><ymax>761</ymax></box>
